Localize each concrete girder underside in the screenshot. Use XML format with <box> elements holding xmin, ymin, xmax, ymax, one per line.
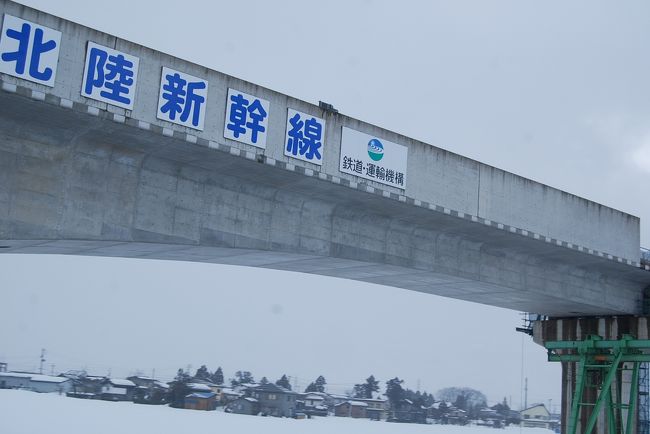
<box><xmin>1</xmin><ymin>88</ymin><xmax>649</xmax><ymax>317</ymax></box>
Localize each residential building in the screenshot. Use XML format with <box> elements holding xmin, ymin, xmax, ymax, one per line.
<box><xmin>0</xmin><ymin>372</ymin><xmax>72</xmax><ymax>393</ymax></box>
<box><xmin>184</xmin><ymin>392</ymin><xmax>217</xmax><ymax>411</ymax></box>
<box><xmin>127</xmin><ymin>376</ymin><xmax>168</xmax><ymax>404</ymax></box>
<box><xmin>296</xmin><ymin>393</ymin><xmax>328</xmax><ymax>416</ymax></box>
<box><xmin>0</xmin><ymin>372</ymin><xmax>31</xmax><ymax>389</ymax></box>
<box><xmin>390</xmin><ymin>398</ymin><xmax>427</xmax><ymax>424</ymax></box>
<box><xmin>357</xmin><ymin>397</ymin><xmax>388</xmax><ymax>420</ymax></box>
<box><xmin>220</xmin><ymin>386</ymin><xmax>242</xmax><ymax>404</ymax></box>
<box><xmin>335</xmin><ymin>401</ymin><xmax>367</xmax><ymax>418</ymax></box>
<box><xmin>100</xmin><ymin>378</ymin><xmax>136</xmax><ymax>401</ymax></box>
<box><xmin>520</xmin><ymin>404</ymin><xmax>557</xmax><ymax>430</ymax></box>
<box><xmin>227</xmin><ymin>396</ymin><xmax>260</xmax><ymax>415</ymax></box>
<box><xmin>247</xmin><ymin>383</ymin><xmax>298</xmax><ymax>417</ymax></box>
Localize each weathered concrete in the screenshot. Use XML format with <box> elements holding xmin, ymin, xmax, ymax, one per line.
<box><xmin>1</xmin><ymin>0</ymin><xmax>650</xmax><ymax>317</ymax></box>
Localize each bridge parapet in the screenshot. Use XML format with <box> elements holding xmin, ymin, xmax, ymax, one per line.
<box><xmin>0</xmin><ymin>0</ymin><xmax>642</xmax><ymax>263</ymax></box>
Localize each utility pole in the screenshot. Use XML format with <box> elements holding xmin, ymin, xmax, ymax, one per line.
<box><xmin>39</xmin><ymin>349</ymin><xmax>46</xmax><ymax>374</ymax></box>
<box><xmin>524</xmin><ymin>377</ymin><xmax>528</xmax><ymax>410</ymax></box>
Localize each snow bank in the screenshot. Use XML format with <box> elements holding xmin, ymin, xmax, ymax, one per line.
<box><xmin>0</xmin><ymin>390</ymin><xmax>555</xmax><ymax>434</ymax></box>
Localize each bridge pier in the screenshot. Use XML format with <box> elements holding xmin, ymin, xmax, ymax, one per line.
<box><xmin>534</xmin><ymin>317</ymin><xmax>650</xmax><ymax>434</ymax></box>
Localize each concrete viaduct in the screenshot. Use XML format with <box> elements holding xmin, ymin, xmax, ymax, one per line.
<box><xmin>1</xmin><ymin>2</ymin><xmax>650</xmax><ymax>432</ymax></box>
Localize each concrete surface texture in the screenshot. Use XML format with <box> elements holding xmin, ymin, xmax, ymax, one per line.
<box><xmin>1</xmin><ymin>0</ymin><xmax>649</xmax><ymax>317</ymax></box>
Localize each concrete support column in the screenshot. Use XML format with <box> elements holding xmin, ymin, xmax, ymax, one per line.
<box><xmin>534</xmin><ymin>316</ymin><xmax>650</xmax><ymax>434</ymax></box>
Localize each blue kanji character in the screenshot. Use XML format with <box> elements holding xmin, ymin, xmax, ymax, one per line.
<box><xmin>395</xmin><ymin>172</ymin><xmax>404</xmax><ymax>186</ymax></box>
<box><xmin>246</xmin><ymin>99</ymin><xmax>267</xmax><ymax>144</ymax></box>
<box><xmin>301</xmin><ymin>117</ymin><xmax>322</xmax><ymax>160</ymax></box>
<box><xmin>160</xmin><ymin>72</ymin><xmax>187</xmax><ymax>121</ymax></box>
<box><xmin>286</xmin><ymin>112</ymin><xmax>304</xmax><ymax>156</ymax></box>
<box><xmin>84</xmin><ymin>48</ymin><xmax>134</xmax><ymax>105</ymax></box>
<box><xmin>227</xmin><ymin>93</ymin><xmax>249</xmax><ymax>138</ymax></box>
<box><xmin>160</xmin><ymin>73</ymin><xmax>205</xmax><ymax>127</ymax></box>
<box><xmin>1</xmin><ymin>23</ymin><xmax>56</xmax><ymax>81</ymax></box>
<box><xmin>342</xmin><ymin>156</ymin><xmax>353</xmax><ymax>170</ymax></box>
<box><xmin>101</xmin><ymin>53</ymin><xmax>134</xmax><ymax>104</ymax></box>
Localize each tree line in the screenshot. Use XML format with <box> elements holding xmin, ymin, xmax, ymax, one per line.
<box><xmin>167</xmin><ymin>364</ymin><xmax>491</xmax><ymax>416</ymax></box>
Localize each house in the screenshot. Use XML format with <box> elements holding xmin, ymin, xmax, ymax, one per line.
<box><xmin>184</xmin><ymin>392</ymin><xmax>217</xmax><ymax>411</ymax></box>
<box><xmin>357</xmin><ymin>397</ymin><xmax>388</xmax><ymax>420</ymax></box>
<box><xmin>444</xmin><ymin>405</ymin><xmax>468</xmax><ymax>425</ymax></box>
<box><xmin>0</xmin><ymin>372</ymin><xmax>31</xmax><ymax>389</ymax></box>
<box><xmin>0</xmin><ymin>372</ymin><xmax>72</xmax><ymax>393</ymax></box>
<box><xmin>127</xmin><ymin>376</ymin><xmax>168</xmax><ymax>404</ymax></box>
<box><xmin>220</xmin><ymin>386</ymin><xmax>242</xmax><ymax>404</ymax></box>
<box><xmin>227</xmin><ymin>396</ymin><xmax>260</xmax><ymax>415</ymax></box>
<box><xmin>28</xmin><ymin>374</ymin><xmax>72</xmax><ymax>393</ymax></box>
<box><xmin>187</xmin><ymin>382</ymin><xmax>213</xmax><ymax>393</ymax></box>
<box><xmin>324</xmin><ymin>393</ymin><xmax>349</xmax><ymax>412</ymax></box>
<box><xmin>65</xmin><ymin>374</ymin><xmax>105</xmax><ymax>398</ymax></box>
<box><xmin>246</xmin><ymin>383</ymin><xmax>298</xmax><ymax>417</ymax></box>
<box><xmin>389</xmin><ymin>398</ymin><xmax>427</xmax><ymax>424</ymax></box>
<box><xmin>335</xmin><ymin>401</ymin><xmax>367</xmax><ymax>418</ymax></box>
<box><xmin>520</xmin><ymin>404</ymin><xmax>558</xmax><ymax>430</ymax></box>
<box><xmin>100</xmin><ymin>378</ymin><xmax>136</xmax><ymax>401</ymax></box>
<box><xmin>478</xmin><ymin>408</ymin><xmax>505</xmax><ymax>428</ymax></box>
<box><xmin>302</xmin><ymin>393</ymin><xmax>326</xmax><ymax>408</ymax></box>
<box><xmin>296</xmin><ymin>393</ymin><xmax>328</xmax><ymax>416</ymax></box>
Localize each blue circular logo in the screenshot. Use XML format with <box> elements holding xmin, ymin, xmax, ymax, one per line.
<box><xmin>368</xmin><ymin>138</ymin><xmax>384</xmax><ymax>161</ymax></box>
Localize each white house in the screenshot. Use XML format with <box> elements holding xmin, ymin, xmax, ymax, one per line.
<box><xmin>0</xmin><ymin>372</ymin><xmax>72</xmax><ymax>393</ymax></box>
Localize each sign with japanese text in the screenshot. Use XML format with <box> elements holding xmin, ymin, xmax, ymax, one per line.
<box><xmin>223</xmin><ymin>88</ymin><xmax>269</xmax><ymax>149</ymax></box>
<box><xmin>81</xmin><ymin>41</ymin><xmax>139</xmax><ymax>110</ymax></box>
<box><xmin>339</xmin><ymin>127</ymin><xmax>407</xmax><ymax>189</ymax></box>
<box><xmin>0</xmin><ymin>14</ymin><xmax>61</xmax><ymax>86</ymax></box>
<box><xmin>156</xmin><ymin>67</ymin><xmax>208</xmax><ymax>130</ymax></box>
<box><xmin>284</xmin><ymin>108</ymin><xmax>325</xmax><ymax>165</ymax></box>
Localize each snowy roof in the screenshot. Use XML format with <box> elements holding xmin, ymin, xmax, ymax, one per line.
<box><xmin>335</xmin><ymin>400</ymin><xmax>367</xmax><ymax>407</ymax></box>
<box><xmin>250</xmin><ymin>383</ymin><xmax>296</xmax><ymax>394</ymax></box>
<box><xmin>30</xmin><ymin>375</ymin><xmax>70</xmax><ymax>383</ymax></box>
<box><xmin>187</xmin><ymin>383</ymin><xmax>213</xmax><ymax>392</ymax></box>
<box><xmin>221</xmin><ymin>388</ymin><xmax>241</xmax><ymax>396</ymax></box>
<box><xmin>186</xmin><ymin>392</ymin><xmax>216</xmax><ymax>399</ymax></box>
<box><xmin>0</xmin><ymin>372</ymin><xmax>32</xmax><ymax>379</ymax></box>
<box><xmin>304</xmin><ymin>394</ymin><xmax>325</xmax><ymax>401</ymax></box>
<box><xmin>357</xmin><ymin>397</ymin><xmax>386</xmax><ymax>403</ymax></box>
<box><xmin>244</xmin><ymin>397</ymin><xmax>258</xmax><ymax>403</ymax></box>
<box><xmin>109</xmin><ymin>379</ymin><xmax>135</xmax><ymax>387</ymax></box>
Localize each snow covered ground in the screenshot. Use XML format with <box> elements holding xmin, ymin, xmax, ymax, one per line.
<box><xmin>0</xmin><ymin>390</ymin><xmax>554</xmax><ymax>434</ymax></box>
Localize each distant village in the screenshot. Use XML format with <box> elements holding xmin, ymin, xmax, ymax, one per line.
<box><xmin>0</xmin><ymin>361</ymin><xmax>559</xmax><ymax>431</ymax></box>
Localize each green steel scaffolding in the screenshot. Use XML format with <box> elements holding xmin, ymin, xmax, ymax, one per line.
<box><xmin>545</xmin><ymin>335</ymin><xmax>650</xmax><ymax>434</ymax></box>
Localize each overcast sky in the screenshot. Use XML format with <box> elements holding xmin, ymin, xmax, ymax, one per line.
<box><xmin>2</xmin><ymin>0</ymin><xmax>650</xmax><ymax>412</ymax></box>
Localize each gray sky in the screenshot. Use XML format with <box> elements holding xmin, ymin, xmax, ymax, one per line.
<box><xmin>2</xmin><ymin>0</ymin><xmax>650</xmax><ymax>412</ymax></box>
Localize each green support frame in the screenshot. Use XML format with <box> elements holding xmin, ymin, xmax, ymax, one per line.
<box><xmin>546</xmin><ymin>335</ymin><xmax>650</xmax><ymax>434</ymax></box>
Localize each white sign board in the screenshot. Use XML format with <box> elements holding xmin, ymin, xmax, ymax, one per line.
<box><xmin>223</xmin><ymin>88</ymin><xmax>270</xmax><ymax>149</ymax></box>
<box><xmin>284</xmin><ymin>108</ymin><xmax>325</xmax><ymax>165</ymax></box>
<box><xmin>0</xmin><ymin>14</ymin><xmax>61</xmax><ymax>86</ymax></box>
<box><xmin>156</xmin><ymin>66</ymin><xmax>208</xmax><ymax>130</ymax></box>
<box><xmin>339</xmin><ymin>127</ymin><xmax>407</xmax><ymax>189</ymax></box>
<box><xmin>81</xmin><ymin>41</ymin><xmax>139</xmax><ymax>110</ymax></box>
